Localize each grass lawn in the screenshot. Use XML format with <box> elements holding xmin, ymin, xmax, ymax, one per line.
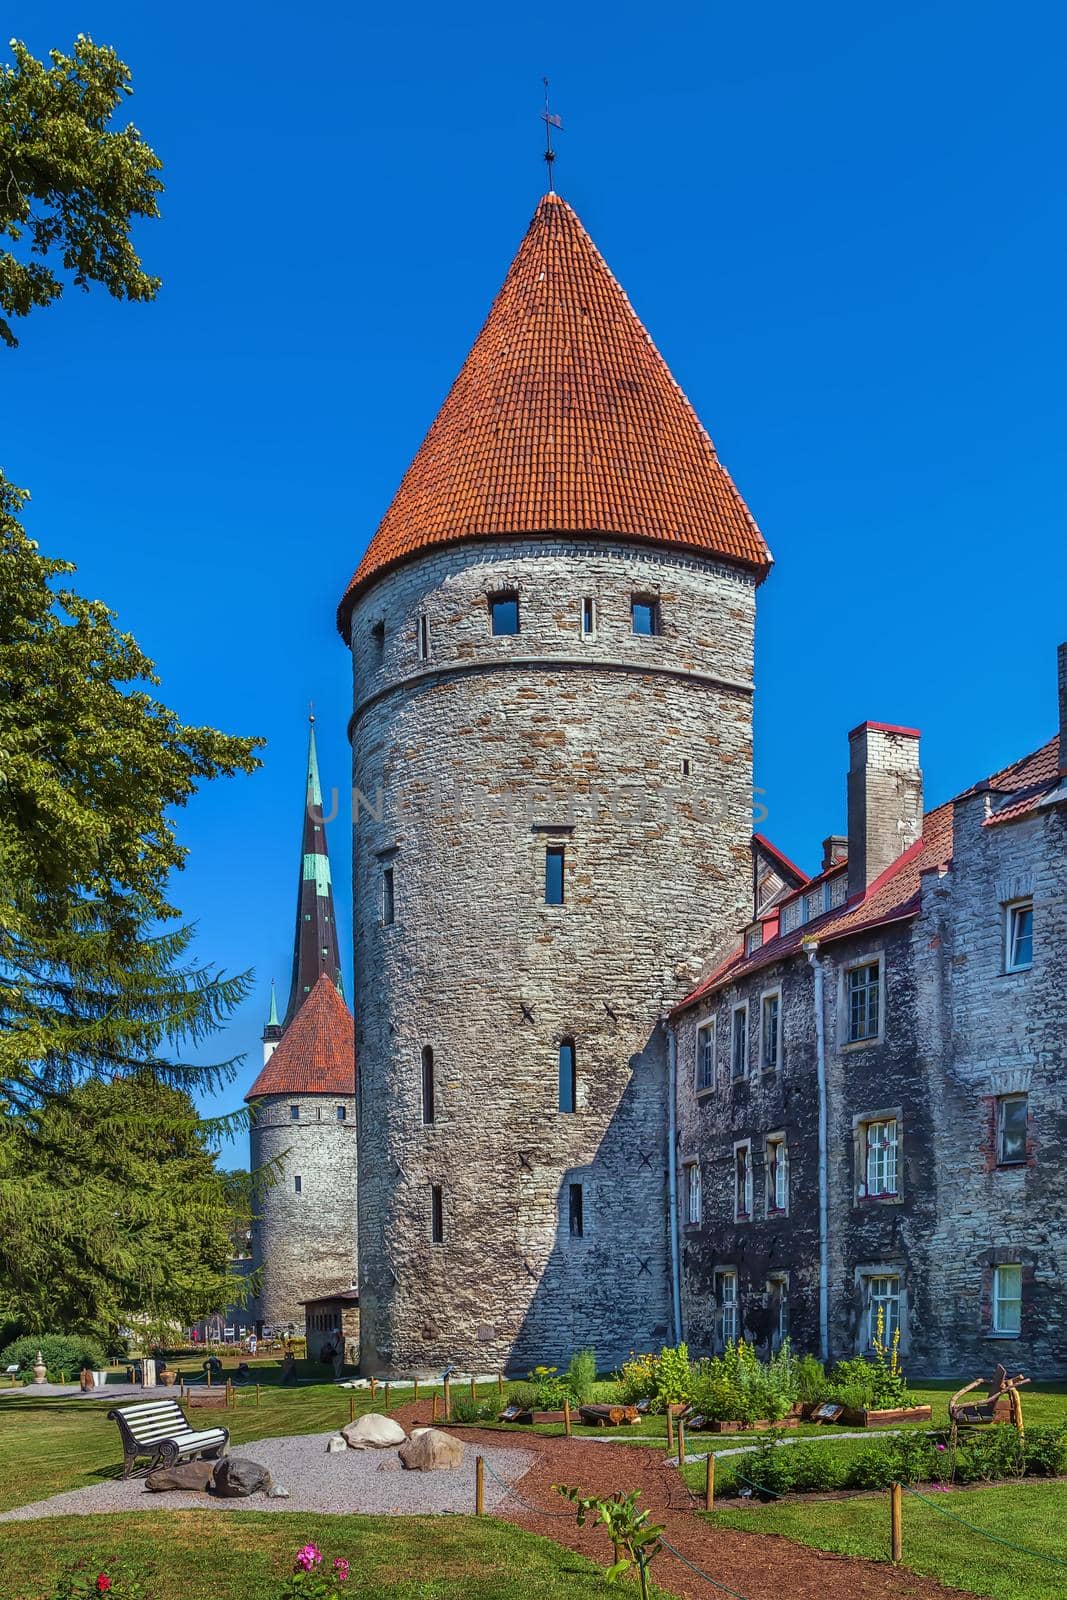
<box><xmin>709</xmin><ymin>1478</ymin><xmax>1067</xmax><ymax>1600</ymax></box>
<box><xmin>0</xmin><ymin>1510</ymin><xmax>609</xmax><ymax>1600</ymax></box>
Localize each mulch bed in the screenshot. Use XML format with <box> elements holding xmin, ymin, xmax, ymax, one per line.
<box><xmin>391</xmin><ymin>1402</ymin><xmax>970</xmax><ymax>1600</ymax></box>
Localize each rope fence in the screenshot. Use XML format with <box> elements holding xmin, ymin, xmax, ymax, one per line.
<box><xmin>898</xmin><ymin>1480</ymin><xmax>1067</xmax><ymax>1571</ymax></box>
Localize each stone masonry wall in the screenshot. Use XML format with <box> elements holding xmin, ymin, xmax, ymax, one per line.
<box><xmin>349</xmin><ymin>538</ymin><xmax>757</xmax><ymax>1375</ymax></box>
<box><xmin>250</xmin><ymin>1091</ymin><xmax>359</xmax><ymax>1333</ymax></box>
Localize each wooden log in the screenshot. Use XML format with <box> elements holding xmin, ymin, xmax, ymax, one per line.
<box><xmin>577</xmin><ymin>1403</ymin><xmax>640</xmax><ymax>1428</ymax></box>
<box><xmin>475</xmin><ymin>1455</ymin><xmax>485</xmax><ymax>1515</ymax></box>
<box><xmin>705</xmin><ymin>1453</ymin><xmax>715</xmax><ymax>1510</ymax></box>
<box><xmin>890</xmin><ymin>1482</ymin><xmax>903</xmax><ymax>1562</ymax></box>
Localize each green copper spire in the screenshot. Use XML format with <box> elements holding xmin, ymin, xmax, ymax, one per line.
<box><xmin>267</xmin><ymin>978</ymin><xmax>279</xmax><ymax>1028</ymax></box>
<box><xmin>282</xmin><ymin>709</ymin><xmax>344</xmax><ymax>1027</ymax></box>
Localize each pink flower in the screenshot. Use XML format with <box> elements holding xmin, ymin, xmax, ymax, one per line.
<box><xmin>333</xmin><ymin>1557</ymin><xmax>351</xmax><ymax>1581</ymax></box>
<box><xmin>296</xmin><ymin>1543</ymin><xmax>323</xmax><ymax>1571</ymax></box>
<box><xmin>936</xmin><ymin>1442</ymin><xmax>947</xmax><ymax>1451</ymax></box>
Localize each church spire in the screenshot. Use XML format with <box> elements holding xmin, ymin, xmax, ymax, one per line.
<box><xmin>282</xmin><ymin>713</ymin><xmax>344</xmax><ymax>1029</ymax></box>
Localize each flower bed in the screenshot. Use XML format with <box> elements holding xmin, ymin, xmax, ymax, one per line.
<box><xmin>704</xmin><ymin>1415</ymin><xmax>801</xmax><ymax>1434</ymax></box>
<box><xmin>837</xmin><ymin>1404</ymin><xmax>933</xmax><ymax>1426</ymax></box>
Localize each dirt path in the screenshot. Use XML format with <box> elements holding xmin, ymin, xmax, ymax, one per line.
<box><xmin>393</xmin><ymin>1405</ymin><xmax>967</xmax><ymax>1600</ymax></box>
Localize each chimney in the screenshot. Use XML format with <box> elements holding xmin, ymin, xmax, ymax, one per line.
<box><xmin>1058</xmin><ymin>642</ymin><xmax>1067</xmax><ymax>775</ymax></box>
<box><xmin>847</xmin><ymin>722</ymin><xmax>923</xmax><ymax>900</ymax></box>
<box><xmin>821</xmin><ymin>834</ymin><xmax>848</xmax><ymax>871</ymax></box>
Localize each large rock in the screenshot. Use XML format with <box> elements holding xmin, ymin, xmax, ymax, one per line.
<box><xmin>145</xmin><ymin>1460</ymin><xmax>217</xmax><ymax>1493</ymax></box>
<box><xmin>342</xmin><ymin>1413</ymin><xmax>407</xmax><ymax>1450</ymax></box>
<box><xmin>398</xmin><ymin>1427</ymin><xmax>465</xmax><ymax>1471</ymax></box>
<box><xmin>211</xmin><ymin>1456</ymin><xmax>272</xmax><ymax>1497</ymax></box>
<box><xmin>326</xmin><ymin>1433</ymin><xmax>348</xmax><ymax>1454</ymax></box>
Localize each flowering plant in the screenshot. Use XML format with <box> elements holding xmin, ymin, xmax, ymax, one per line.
<box><xmin>45</xmin><ymin>1562</ymin><xmax>153</xmax><ymax>1598</ymax></box>
<box><xmin>276</xmin><ymin>1544</ymin><xmax>351</xmax><ymax>1597</ymax></box>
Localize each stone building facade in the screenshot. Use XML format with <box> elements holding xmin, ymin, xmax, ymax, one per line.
<box><xmin>246</xmin><ymin>723</ymin><xmax>358</xmax><ymax>1334</ymax></box>
<box><xmin>671</xmin><ymin>654</ymin><xmax>1067</xmax><ymax>1375</ymax></box>
<box><xmin>338</xmin><ymin>191</ymin><xmax>770</xmax><ymax>1375</ymax></box>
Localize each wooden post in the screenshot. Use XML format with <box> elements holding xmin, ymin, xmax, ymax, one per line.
<box><xmin>677</xmin><ymin>1417</ymin><xmax>686</xmax><ymax>1468</ymax></box>
<box><xmin>256</xmin><ymin>1383</ymin><xmax>261</xmax><ymax>1409</ymax></box>
<box><xmin>385</xmin><ymin>1382</ymin><xmax>391</xmax><ymax>1412</ymax></box>
<box><xmin>369</xmin><ymin>1377</ymin><xmax>377</xmax><ymax>1402</ymax></box>
<box><xmin>890</xmin><ymin>1482</ymin><xmax>903</xmax><ymax>1563</ymax></box>
<box><xmin>704</xmin><ymin>1453</ymin><xmax>715</xmax><ymax>1511</ymax></box>
<box><xmin>432</xmin><ymin>1392</ymin><xmax>440</xmax><ymax>1423</ymax></box>
<box><xmin>444</xmin><ymin>1375</ymin><xmax>451</xmax><ymax>1421</ymax></box>
<box><xmin>497</xmin><ymin>1373</ymin><xmax>504</xmax><ymax>1398</ymax></box>
<box><xmin>666</xmin><ymin>1408</ymin><xmax>675</xmax><ymax>1452</ymax></box>
<box><xmin>206</xmin><ymin>1365</ymin><xmax>212</xmax><ymax>1387</ymax></box>
<box><xmin>227</xmin><ymin>1379</ymin><xmax>234</xmax><ymax>1409</ymax></box>
<box><xmin>563</xmin><ymin>1398</ymin><xmax>572</xmax><ymax>1437</ymax></box>
<box><xmin>475</xmin><ymin>1455</ymin><xmax>485</xmax><ymax>1515</ymax></box>
<box><xmin>413</xmin><ymin>1377</ymin><xmax>419</xmax><ymax>1404</ymax></box>
<box><xmin>349</xmin><ymin>1394</ymin><xmax>356</xmax><ymax>1424</ymax></box>
<box><xmin>470</xmin><ymin>1377</ymin><xmax>477</xmax><ymax>1402</ymax></box>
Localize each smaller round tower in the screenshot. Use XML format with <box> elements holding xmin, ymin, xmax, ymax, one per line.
<box><xmin>246</xmin><ymin>719</ymin><xmax>357</xmax><ymax>1334</ymax></box>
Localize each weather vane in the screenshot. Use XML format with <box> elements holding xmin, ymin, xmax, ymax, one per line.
<box><xmin>541</xmin><ymin>77</ymin><xmax>563</xmax><ymax>190</ymax></box>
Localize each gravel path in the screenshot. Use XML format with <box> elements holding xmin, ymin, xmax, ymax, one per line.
<box><xmin>0</xmin><ymin>1431</ymin><xmax>532</xmax><ymax>1522</ymax></box>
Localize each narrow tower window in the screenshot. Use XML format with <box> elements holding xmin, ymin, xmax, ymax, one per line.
<box><xmin>382</xmin><ymin>865</ymin><xmax>395</xmax><ymax>926</ymax></box>
<box><xmin>430</xmin><ymin>1184</ymin><xmax>444</xmax><ymax>1244</ymax></box>
<box><xmin>294</xmin><ymin>1174</ymin><xmax>302</xmax><ymax>1194</ymax></box>
<box><xmin>371</xmin><ymin>618</ymin><xmax>386</xmax><ymax>662</ymax></box>
<box><xmin>417</xmin><ymin>613</ymin><xmax>431</xmax><ymax>660</ymax></box>
<box><xmin>489</xmin><ymin>591</ymin><xmax>519</xmax><ymax>635</ymax></box>
<box><xmin>421</xmin><ymin>1045</ymin><xmax>435</xmax><ymax>1125</ymax></box>
<box><xmin>558</xmin><ymin>1038</ymin><xmax>577</xmax><ymax>1113</ymax></box>
<box><xmin>581</xmin><ymin>597</ymin><xmax>597</xmax><ymax>638</ymax></box>
<box><xmin>545</xmin><ymin>844</ymin><xmax>565</xmax><ymax>905</ymax></box>
<box><xmin>568</xmin><ymin>1182</ymin><xmax>584</xmax><ymax>1238</ymax></box>
<box><xmin>335</xmin><ymin>1105</ymin><xmax>346</xmax><ymax>1122</ymax></box>
<box><xmin>289</xmin><ymin>1104</ymin><xmax>300</xmax><ymax>1122</ymax></box>
<box><xmin>631</xmin><ymin>595</ymin><xmax>660</xmax><ymax>636</ymax></box>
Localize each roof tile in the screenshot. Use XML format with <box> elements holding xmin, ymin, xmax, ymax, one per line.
<box><xmin>245</xmin><ymin>973</ymin><xmax>355</xmax><ymax>1099</ymax></box>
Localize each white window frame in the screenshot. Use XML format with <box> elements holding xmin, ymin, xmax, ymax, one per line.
<box><xmin>843</xmin><ymin>956</ymin><xmax>883</xmax><ymax>1046</ymax></box>
<box><xmin>863</xmin><ymin>1272</ymin><xmax>901</xmax><ymax>1348</ymax></box>
<box><xmin>716</xmin><ymin>1268</ymin><xmax>739</xmax><ymax>1348</ymax></box>
<box><xmin>684</xmin><ymin>1161</ymin><xmax>702</xmax><ymax>1226</ymax></box>
<box><xmin>766</xmin><ymin>1132</ymin><xmax>788</xmax><ymax>1215</ymax></box>
<box><xmin>780</xmin><ymin>899</ymin><xmax>801</xmax><ymax>935</ymax></box>
<box><xmin>733</xmin><ymin>1138</ymin><xmax>753</xmax><ymax>1222</ymax></box>
<box><xmin>766</xmin><ymin>1272</ymin><xmax>789</xmax><ymax>1350</ymax></box>
<box><xmin>745</xmin><ymin>925</ymin><xmax>763</xmax><ymax>956</ymax></box>
<box><xmin>1004</xmin><ymin>899</ymin><xmax>1034</xmax><ymax>973</ymax></box>
<box><xmin>759</xmin><ymin>988</ymin><xmax>781</xmax><ymax>1072</ymax></box>
<box><xmin>730</xmin><ymin>1003</ymin><xmax>748</xmax><ymax>1080</ymax></box>
<box><xmin>694</xmin><ymin>1017</ymin><xmax>716</xmax><ymax>1095</ymax></box>
<box><xmin>861</xmin><ymin>1116</ymin><xmax>899</xmax><ymax>1198</ymax></box>
<box><xmin>992</xmin><ymin>1263</ymin><xmax>1022</xmax><ymax>1335</ymax></box>
<box><xmin>996</xmin><ymin>1094</ymin><xmax>1028</xmax><ymax>1166</ymax></box>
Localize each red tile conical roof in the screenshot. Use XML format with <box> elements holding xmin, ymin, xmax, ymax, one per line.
<box><xmin>245</xmin><ymin>973</ymin><xmax>355</xmax><ymax>1100</ymax></box>
<box><xmin>338</xmin><ymin>192</ymin><xmax>770</xmax><ymax>629</ymax></box>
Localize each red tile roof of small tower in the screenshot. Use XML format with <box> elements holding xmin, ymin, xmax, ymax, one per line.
<box><xmin>245</xmin><ymin>973</ymin><xmax>355</xmax><ymax>1099</ymax></box>
<box><xmin>337</xmin><ymin>192</ymin><xmax>771</xmax><ymax>630</ymax></box>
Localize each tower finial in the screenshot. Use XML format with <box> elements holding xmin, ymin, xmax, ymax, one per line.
<box><xmin>541</xmin><ymin>77</ymin><xmax>563</xmax><ymax>192</ymax></box>
<box><xmin>309</xmin><ymin>699</ymin><xmax>315</xmax><ymax>725</ymax></box>
<box><xmin>267</xmin><ymin>978</ymin><xmax>279</xmax><ymax>1028</ymax></box>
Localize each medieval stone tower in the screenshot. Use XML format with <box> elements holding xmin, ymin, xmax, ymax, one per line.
<box><xmin>338</xmin><ymin>191</ymin><xmax>770</xmax><ymax>1375</ymax></box>
<box><xmin>247</xmin><ymin>719</ymin><xmax>358</xmax><ymax>1333</ymax></box>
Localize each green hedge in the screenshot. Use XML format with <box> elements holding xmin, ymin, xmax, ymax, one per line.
<box><xmin>734</xmin><ymin>1426</ymin><xmax>1067</xmax><ymax>1498</ymax></box>
<box><xmin>0</xmin><ymin>1333</ymin><xmax>106</xmax><ymax>1379</ymax></box>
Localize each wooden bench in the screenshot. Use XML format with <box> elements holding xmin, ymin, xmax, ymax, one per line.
<box><xmin>108</xmin><ymin>1397</ymin><xmax>229</xmax><ymax>1479</ymax></box>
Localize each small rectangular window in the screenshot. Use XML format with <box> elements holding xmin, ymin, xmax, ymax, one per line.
<box><xmin>767</xmin><ymin>1274</ymin><xmax>789</xmax><ymax>1349</ymax></box>
<box><xmin>382</xmin><ymin>865</ymin><xmax>395</xmax><ymax>927</ymax></box>
<box><xmin>417</xmin><ymin>613</ymin><xmax>431</xmax><ymax>660</ymax></box>
<box><xmin>631</xmin><ymin>595</ymin><xmax>659</xmax><ymax>636</ymax></box>
<box><xmin>421</xmin><ymin>1046</ymin><xmax>435</xmax><ymax>1126</ymax></box>
<box><xmin>489</xmin><ymin>591</ymin><xmax>520</xmax><ymax>635</ymax></box>
<box><xmin>992</xmin><ymin>1263</ymin><xmax>1022</xmax><ymax>1334</ymax></box>
<box><xmin>371</xmin><ymin>618</ymin><xmax>385</xmax><ymax>661</ymax></box>
<box><xmin>862</xmin><ymin>1118</ymin><xmax>899</xmax><ymax>1197</ymax></box>
<box><xmin>1005</xmin><ymin>900</ymin><xmax>1033</xmax><ymax>971</ymax></box>
<box><xmin>717</xmin><ymin>1269</ymin><xmax>738</xmax><ymax>1347</ymax></box>
<box><xmin>997</xmin><ymin>1095</ymin><xmax>1027</xmax><ymax>1165</ymax></box>
<box><xmin>558</xmin><ymin>1039</ymin><xmax>577</xmax><ymax>1113</ymax></box>
<box><xmin>695</xmin><ymin>1020</ymin><xmax>715</xmax><ymax>1093</ymax></box>
<box><xmin>731</xmin><ymin>1005</ymin><xmax>748</xmax><ymax>1080</ymax></box>
<box><xmin>734</xmin><ymin>1142</ymin><xmax>752</xmax><ymax>1220</ymax></box>
<box><xmin>767</xmin><ymin>1134</ymin><xmax>788</xmax><ymax>1214</ymax></box>
<box><xmin>335</xmin><ymin>1105</ymin><xmax>346</xmax><ymax>1122</ymax></box>
<box><xmin>684</xmin><ymin>1162</ymin><xmax>701</xmax><ymax>1225</ymax></box>
<box><xmin>545</xmin><ymin>845</ymin><xmax>565</xmax><ymax>905</ymax></box>
<box><xmin>847</xmin><ymin>961</ymin><xmax>880</xmax><ymax>1043</ymax></box>
<box><xmin>430</xmin><ymin>1184</ymin><xmax>444</xmax><ymax>1244</ymax></box>
<box><xmin>581</xmin><ymin>597</ymin><xmax>596</xmax><ymax>638</ymax></box>
<box><xmin>864</xmin><ymin>1273</ymin><xmax>900</xmax><ymax>1346</ymax></box>
<box><xmin>568</xmin><ymin>1181</ymin><xmax>584</xmax><ymax>1238</ymax></box>
<box><xmin>760</xmin><ymin>992</ymin><xmax>780</xmax><ymax>1072</ymax></box>
<box><xmin>294</xmin><ymin>1174</ymin><xmax>302</xmax><ymax>1194</ymax></box>
<box><xmin>289</xmin><ymin>1104</ymin><xmax>300</xmax><ymax>1122</ymax></box>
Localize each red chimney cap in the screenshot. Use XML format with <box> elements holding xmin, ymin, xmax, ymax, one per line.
<box><xmin>848</xmin><ymin>720</ymin><xmax>921</xmax><ymax>741</ymax></box>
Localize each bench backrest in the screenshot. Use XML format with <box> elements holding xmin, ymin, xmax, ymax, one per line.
<box><xmin>112</xmin><ymin>1398</ymin><xmax>191</xmax><ymax>1443</ymax></box>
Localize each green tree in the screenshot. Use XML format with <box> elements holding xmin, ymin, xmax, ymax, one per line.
<box><xmin>0</xmin><ymin>1075</ymin><xmax>241</xmax><ymax>1340</ymax></box>
<box><xmin>0</xmin><ymin>35</ymin><xmax>162</xmax><ymax>347</ymax></box>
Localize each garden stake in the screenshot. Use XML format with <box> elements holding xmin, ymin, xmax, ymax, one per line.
<box><xmin>444</xmin><ymin>1375</ymin><xmax>451</xmax><ymax>1420</ymax></box>
<box><xmin>432</xmin><ymin>1392</ymin><xmax>440</xmax><ymax>1423</ymax></box>
<box><xmin>256</xmin><ymin>1383</ymin><xmax>261</xmax><ymax>1408</ymax></box>
<box><xmin>475</xmin><ymin>1455</ymin><xmax>485</xmax><ymax>1515</ymax></box>
<box><xmin>704</xmin><ymin>1453</ymin><xmax>715</xmax><ymax>1510</ymax></box>
<box><xmin>497</xmin><ymin>1373</ymin><xmax>504</xmax><ymax>1397</ymax></box>
<box><xmin>385</xmin><ymin>1382</ymin><xmax>391</xmax><ymax>1411</ymax></box>
<box><xmin>890</xmin><ymin>1481</ymin><xmax>903</xmax><ymax>1562</ymax></box>
<box><xmin>563</xmin><ymin>1398</ymin><xmax>572</xmax><ymax>1437</ymax></box>
<box><xmin>666</xmin><ymin>1408</ymin><xmax>674</xmax><ymax>1452</ymax></box>
<box><xmin>677</xmin><ymin>1417</ymin><xmax>686</xmax><ymax>1467</ymax></box>
<box><xmin>471</xmin><ymin>1377</ymin><xmax>477</xmax><ymax>1401</ymax></box>
<box><xmin>413</xmin><ymin>1377</ymin><xmax>419</xmax><ymax>1403</ymax></box>
<box><xmin>370</xmin><ymin>1377</ymin><xmax>377</xmax><ymax>1401</ymax></box>
<box><xmin>349</xmin><ymin>1394</ymin><xmax>356</xmax><ymax>1424</ymax></box>
<box><xmin>206</xmin><ymin>1366</ymin><xmax>212</xmax><ymax>1387</ymax></box>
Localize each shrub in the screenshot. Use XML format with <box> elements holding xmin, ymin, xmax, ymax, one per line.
<box><xmin>449</xmin><ymin>1394</ymin><xmax>502</xmax><ymax>1424</ymax></box>
<box><xmin>566</xmin><ymin>1348</ymin><xmax>597</xmax><ymax>1405</ymax></box>
<box><xmin>1022</xmin><ymin>1425</ymin><xmax>1067</xmax><ymax>1477</ymax></box>
<box><xmin>527</xmin><ymin>1366</ymin><xmax>571</xmax><ymax>1410</ymax></box>
<box><xmin>688</xmin><ymin>1340</ymin><xmax>796</xmax><ymax>1424</ymax></box>
<box><xmin>792</xmin><ymin>1353</ymin><xmax>827</xmax><ymax>1404</ymax></box>
<box><xmin>616</xmin><ymin>1345</ymin><xmax>691</xmax><ymax>1412</ymax></box>
<box><xmin>1</xmin><ymin>1333</ymin><xmax>106</xmax><ymax>1380</ymax></box>
<box><xmin>506</xmin><ymin>1381</ymin><xmax>538</xmax><ymax>1412</ymax></box>
<box><xmin>617</xmin><ymin>1352</ymin><xmax>658</xmax><ymax>1406</ymax></box>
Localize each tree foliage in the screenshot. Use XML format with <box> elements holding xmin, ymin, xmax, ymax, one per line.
<box><xmin>0</xmin><ymin>1075</ymin><xmax>243</xmax><ymax>1341</ymax></box>
<box><xmin>0</xmin><ymin>35</ymin><xmax>162</xmax><ymax>347</ymax></box>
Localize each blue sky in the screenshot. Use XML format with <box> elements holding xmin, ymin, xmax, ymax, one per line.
<box><xmin>5</xmin><ymin>2</ymin><xmax>1064</xmax><ymax>1164</ymax></box>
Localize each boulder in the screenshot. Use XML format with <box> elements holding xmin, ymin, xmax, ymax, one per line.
<box><xmin>342</xmin><ymin>1413</ymin><xmax>407</xmax><ymax>1450</ymax></box>
<box><xmin>211</xmin><ymin>1456</ymin><xmax>272</xmax><ymax>1497</ymax></box>
<box><xmin>398</xmin><ymin>1427</ymin><xmax>465</xmax><ymax>1471</ymax></box>
<box><xmin>145</xmin><ymin>1460</ymin><xmax>217</xmax><ymax>1493</ymax></box>
<box><xmin>326</xmin><ymin>1433</ymin><xmax>348</xmax><ymax>1454</ymax></box>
